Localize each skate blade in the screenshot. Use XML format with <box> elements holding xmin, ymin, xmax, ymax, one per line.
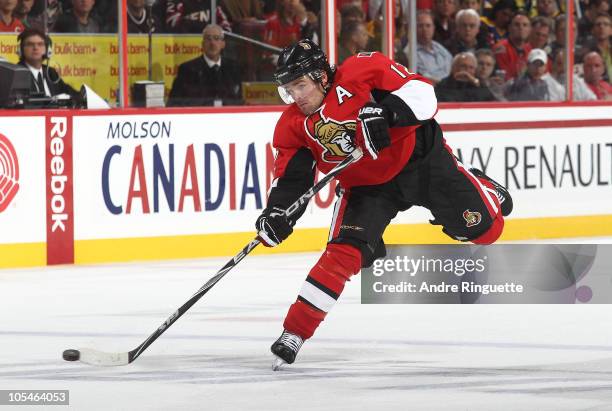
<box><xmin>272</xmin><ymin>356</ymin><xmax>287</xmax><ymax>371</ymax></box>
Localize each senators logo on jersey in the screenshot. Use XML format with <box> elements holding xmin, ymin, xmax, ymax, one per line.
<box><xmin>463</xmin><ymin>209</ymin><xmax>482</xmax><ymax>227</ymax></box>
<box><xmin>305</xmin><ymin>107</ymin><xmax>356</xmax><ymax>163</ymax></box>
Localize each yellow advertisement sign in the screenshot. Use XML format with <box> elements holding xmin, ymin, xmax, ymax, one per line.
<box><xmin>0</xmin><ymin>34</ymin><xmax>202</xmax><ymax>105</ymax></box>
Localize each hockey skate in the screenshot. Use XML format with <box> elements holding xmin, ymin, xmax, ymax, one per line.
<box><xmin>469</xmin><ymin>168</ymin><xmax>513</xmax><ymax>217</ymax></box>
<box><xmin>271</xmin><ymin>330</ymin><xmax>304</xmax><ymax>371</ymax></box>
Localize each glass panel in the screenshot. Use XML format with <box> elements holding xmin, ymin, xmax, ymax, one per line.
<box><xmin>337</xmin><ymin>0</ymin><xmax>382</xmax><ymax>66</ymax></box>
<box><xmin>394</xmin><ymin>0</ymin><xmax>412</xmax><ymax>69</ymax></box>
<box><xmin>576</xmin><ymin>4</ymin><xmax>611</xmax><ymax>101</ymax></box>
<box><xmin>427</xmin><ymin>0</ymin><xmax>507</xmax><ymax>102</ymax></box>
<box><xmin>411</xmin><ymin>1</ymin><xmax>577</xmax><ymax>103</ymax></box>
<box><xmin>118</xmin><ymin>0</ymin><xmax>324</xmax><ymax>107</ymax></box>
<box><xmin>231</xmin><ymin>0</ymin><xmax>322</xmax><ymax>105</ymax></box>
<box><xmin>0</xmin><ymin>0</ymin><xmax>118</xmax><ymax>108</ymax></box>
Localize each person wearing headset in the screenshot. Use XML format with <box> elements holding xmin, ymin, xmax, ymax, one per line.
<box><xmin>17</xmin><ymin>28</ymin><xmax>79</xmax><ymax>102</ymax></box>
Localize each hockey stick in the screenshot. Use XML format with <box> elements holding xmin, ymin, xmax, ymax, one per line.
<box><xmin>67</xmin><ymin>148</ymin><xmax>363</xmax><ymax>366</ymax></box>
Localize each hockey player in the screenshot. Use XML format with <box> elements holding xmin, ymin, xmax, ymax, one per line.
<box><xmin>256</xmin><ymin>39</ymin><xmax>513</xmax><ymax>370</ymax></box>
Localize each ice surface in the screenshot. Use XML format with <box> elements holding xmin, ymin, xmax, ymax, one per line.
<box><xmin>2</xmin><ymin>240</ymin><xmax>612</xmax><ymax>410</ymax></box>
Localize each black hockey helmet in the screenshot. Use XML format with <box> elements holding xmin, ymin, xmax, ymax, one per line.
<box><xmin>274</xmin><ymin>39</ymin><xmax>335</xmax><ymax>87</ymax></box>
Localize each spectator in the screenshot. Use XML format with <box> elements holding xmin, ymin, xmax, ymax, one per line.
<box><xmin>13</xmin><ymin>0</ymin><xmax>36</xmax><ymax>29</ymax></box>
<box><xmin>475</xmin><ymin>47</ymin><xmax>506</xmax><ymax>100</ymax></box>
<box><xmin>578</xmin><ymin>0</ymin><xmax>609</xmax><ymax>42</ymax></box>
<box><xmin>587</xmin><ymin>13</ymin><xmax>611</xmax><ymax>80</ymax></box>
<box><xmin>165</xmin><ymin>0</ymin><xmax>231</xmax><ymax>33</ymax></box>
<box><xmin>417</xmin><ymin>9</ymin><xmax>453</xmax><ymax>84</ymax></box>
<box><xmin>301</xmin><ymin>0</ymin><xmax>320</xmax><ymax>15</ymax></box>
<box><xmin>54</xmin><ymin>0</ymin><xmax>101</xmax><ymax>33</ymax></box>
<box><xmin>493</xmin><ymin>11</ymin><xmax>532</xmax><ymax>80</ymax></box>
<box><xmin>17</xmin><ymin>28</ymin><xmax>80</xmax><ymax>102</ymax></box>
<box><xmin>433</xmin><ymin>0</ymin><xmax>458</xmax><ymax>45</ymax></box>
<box><xmin>551</xmin><ymin>14</ymin><xmax>585</xmax><ymax>62</ymax></box>
<box><xmin>338</xmin><ymin>20</ymin><xmax>369</xmax><ymax>64</ymax></box>
<box><xmin>0</xmin><ymin>0</ymin><xmax>24</xmax><ymax>32</ymax></box>
<box><xmin>529</xmin><ymin>16</ymin><xmax>553</xmax><ymax>55</ymax></box>
<box><xmin>535</xmin><ymin>0</ymin><xmax>559</xmax><ymax>19</ymax></box>
<box><xmin>127</xmin><ymin>0</ymin><xmax>161</xmax><ymax>33</ymax></box>
<box><xmin>583</xmin><ymin>51</ymin><xmax>612</xmax><ymax>100</ymax></box>
<box><xmin>459</xmin><ymin>0</ymin><xmax>493</xmax><ymax>44</ymax></box>
<box><xmin>168</xmin><ymin>24</ymin><xmax>242</xmax><ymax>106</ymax></box>
<box><xmin>505</xmin><ymin>48</ymin><xmax>560</xmax><ymax>100</ymax></box>
<box><xmin>221</xmin><ymin>0</ymin><xmax>263</xmax><ymax>28</ymax></box>
<box><xmin>459</xmin><ymin>0</ymin><xmax>482</xmax><ymax>13</ymax></box>
<box><xmin>340</xmin><ymin>3</ymin><xmax>364</xmax><ymax>25</ymax></box>
<box><xmin>264</xmin><ymin>0</ymin><xmax>315</xmax><ymax>49</ymax></box>
<box><xmin>42</xmin><ymin>0</ymin><xmax>63</xmax><ymax>31</ymax></box>
<box><xmin>481</xmin><ymin>0</ymin><xmax>517</xmax><ymax>46</ymax></box>
<box><xmin>549</xmin><ymin>50</ymin><xmax>596</xmax><ymax>100</ymax></box>
<box><xmin>436</xmin><ymin>51</ymin><xmax>496</xmax><ymax>101</ymax></box>
<box><xmin>337</xmin><ymin>0</ymin><xmax>367</xmax><ymax>18</ymax></box>
<box><xmin>447</xmin><ymin>8</ymin><xmax>489</xmax><ymax>54</ymax></box>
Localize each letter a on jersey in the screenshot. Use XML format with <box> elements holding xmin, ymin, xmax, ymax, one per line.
<box><xmin>335</xmin><ymin>86</ymin><xmax>353</xmax><ymax>105</ymax></box>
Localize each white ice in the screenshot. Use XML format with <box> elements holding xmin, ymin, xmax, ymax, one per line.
<box><xmin>2</xmin><ymin>239</ymin><xmax>612</xmax><ymax>411</ymax></box>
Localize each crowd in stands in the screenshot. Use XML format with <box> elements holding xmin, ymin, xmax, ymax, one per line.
<box><xmin>0</xmin><ymin>0</ymin><xmax>610</xmax><ymax>104</ymax></box>
<box><xmin>418</xmin><ymin>0</ymin><xmax>611</xmax><ymax>101</ymax></box>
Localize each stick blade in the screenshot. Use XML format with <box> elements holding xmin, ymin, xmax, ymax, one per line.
<box><xmin>78</xmin><ymin>348</ymin><xmax>130</xmax><ymax>366</ymax></box>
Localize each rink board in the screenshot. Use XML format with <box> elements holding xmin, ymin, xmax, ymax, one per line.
<box><xmin>0</xmin><ymin>104</ymin><xmax>611</xmax><ymax>267</ymax></box>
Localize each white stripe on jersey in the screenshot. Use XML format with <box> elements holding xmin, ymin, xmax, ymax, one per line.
<box><xmin>391</xmin><ymin>80</ymin><xmax>437</xmax><ymax>121</ymax></box>
<box><xmin>299</xmin><ymin>281</ymin><xmax>337</xmax><ymax>313</ymax></box>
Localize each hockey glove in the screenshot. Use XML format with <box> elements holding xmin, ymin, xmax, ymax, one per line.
<box><xmin>355</xmin><ymin>102</ymin><xmax>392</xmax><ymax>160</ymax></box>
<box><xmin>256</xmin><ymin>206</ymin><xmax>294</xmax><ymax>247</ymax></box>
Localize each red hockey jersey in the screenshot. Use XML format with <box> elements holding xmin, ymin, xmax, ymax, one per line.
<box><xmin>271</xmin><ymin>52</ymin><xmax>436</xmax><ymax>189</ymax></box>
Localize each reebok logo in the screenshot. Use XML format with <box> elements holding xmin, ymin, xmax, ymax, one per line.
<box><xmin>0</xmin><ymin>133</ymin><xmax>19</xmax><ymax>212</ymax></box>
<box><xmin>46</xmin><ymin>115</ymin><xmax>74</xmax><ymax>265</ymax></box>
<box><xmin>49</xmin><ymin>118</ymin><xmax>69</xmax><ymax>232</ymax></box>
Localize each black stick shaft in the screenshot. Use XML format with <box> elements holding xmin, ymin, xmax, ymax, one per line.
<box><xmin>127</xmin><ymin>149</ymin><xmax>362</xmax><ymax>363</ymax></box>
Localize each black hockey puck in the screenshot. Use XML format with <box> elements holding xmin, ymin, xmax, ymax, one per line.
<box><xmin>62</xmin><ymin>349</ymin><xmax>80</xmax><ymax>361</ymax></box>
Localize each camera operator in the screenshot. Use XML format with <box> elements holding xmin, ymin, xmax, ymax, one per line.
<box><xmin>17</xmin><ymin>28</ymin><xmax>79</xmax><ymax>103</ymax></box>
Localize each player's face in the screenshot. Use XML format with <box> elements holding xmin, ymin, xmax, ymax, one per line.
<box><xmin>282</xmin><ymin>75</ymin><xmax>325</xmax><ymax>115</ymax></box>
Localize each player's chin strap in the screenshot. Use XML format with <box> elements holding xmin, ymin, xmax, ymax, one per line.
<box><xmin>71</xmin><ymin>148</ymin><xmax>363</xmax><ymax>367</ymax></box>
